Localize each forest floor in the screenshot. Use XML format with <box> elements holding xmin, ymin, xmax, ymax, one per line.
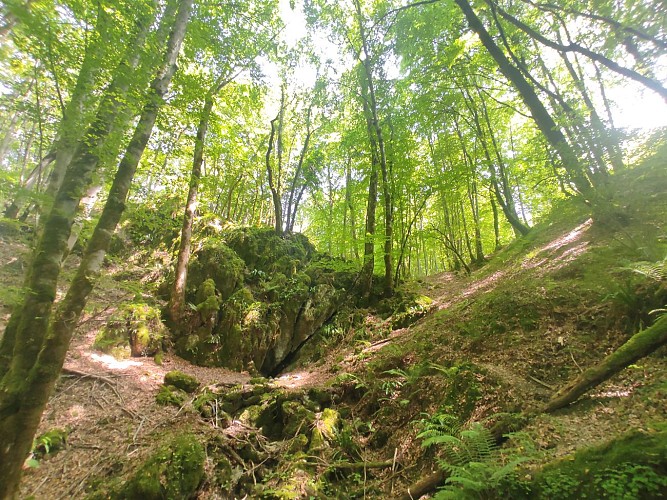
<box><xmin>2</xmin><ymin>160</ymin><xmax>667</xmax><ymax>499</ymax></box>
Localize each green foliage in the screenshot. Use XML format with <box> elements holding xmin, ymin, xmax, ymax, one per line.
<box><xmin>31</xmin><ymin>428</ymin><xmax>68</xmax><ymax>458</ymax></box>
<box><xmin>418</xmin><ymin>413</ymin><xmax>528</xmax><ymax>499</ymax></box>
<box><xmin>94</xmin><ymin>302</ymin><xmax>165</xmax><ymax>357</ymax></box>
<box><xmin>121</xmin><ymin>196</ymin><xmax>183</xmax><ymax>249</ymax></box>
<box><xmin>156</xmin><ymin>385</ymin><xmax>188</xmax><ymax>407</ymax></box>
<box><xmin>163</xmin><ymin>371</ymin><xmax>199</xmax><ymax>393</ymax></box>
<box><xmin>121</xmin><ymin>434</ymin><xmax>205</xmax><ymax>499</ymax></box>
<box><xmin>533</xmin><ymin>429</ymin><xmax>667</xmax><ymax>499</ymax></box>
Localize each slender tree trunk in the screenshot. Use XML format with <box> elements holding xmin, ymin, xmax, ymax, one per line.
<box><xmin>489</xmin><ymin>188</ymin><xmax>501</xmax><ymax>250</ymax></box>
<box><xmin>286</xmin><ymin>105</ymin><xmax>313</xmax><ymax>232</ymax></box>
<box><xmin>39</xmin><ymin>6</ymin><xmax>116</xmax><ymax>218</ymax></box>
<box><xmin>0</xmin><ymin>2</ymin><xmax>189</xmax><ymax>496</ymax></box>
<box><xmin>170</xmin><ymin>96</ymin><xmax>213</xmax><ymax>323</ymax></box>
<box><xmin>454</xmin><ymin>0</ymin><xmax>593</xmax><ymax>199</ymax></box>
<box><xmin>354</xmin><ymin>0</ymin><xmax>393</xmax><ymax>296</ymax></box>
<box><xmin>467</xmin><ymin>88</ymin><xmax>529</xmax><ymax>236</ymax></box>
<box><xmin>345</xmin><ymin>158</ymin><xmax>360</xmax><ymax>262</ymax></box>
<box><xmin>265</xmin><ymin>112</ymin><xmax>283</xmax><ymax>235</ymax></box>
<box><xmin>170</xmin><ymin>71</ymin><xmax>233</xmax><ymax>323</ymax></box>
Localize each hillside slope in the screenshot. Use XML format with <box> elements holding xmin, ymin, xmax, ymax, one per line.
<box><xmin>2</xmin><ymin>156</ymin><xmax>665</xmax><ymax>498</ymax></box>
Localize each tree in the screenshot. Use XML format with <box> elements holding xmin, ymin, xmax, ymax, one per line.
<box><xmin>0</xmin><ymin>1</ymin><xmax>192</xmax><ymax>495</ymax></box>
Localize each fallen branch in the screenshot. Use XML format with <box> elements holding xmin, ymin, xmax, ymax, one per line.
<box><xmin>398</xmin><ymin>470</ymin><xmax>446</xmax><ymax>500</ymax></box>
<box><xmin>400</xmin><ymin>315</ymin><xmax>667</xmax><ymax>499</ymax></box>
<box><xmin>527</xmin><ymin>374</ymin><xmax>556</xmax><ymax>391</ymax></box>
<box><xmin>61</xmin><ymin>367</ymin><xmax>119</xmax><ymax>386</ymax></box>
<box><xmin>542</xmin><ymin>314</ymin><xmax>667</xmax><ymax>413</ymax></box>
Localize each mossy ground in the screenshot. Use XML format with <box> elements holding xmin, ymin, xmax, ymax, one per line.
<box><xmin>9</xmin><ymin>158</ymin><xmax>667</xmax><ymax>498</ymax></box>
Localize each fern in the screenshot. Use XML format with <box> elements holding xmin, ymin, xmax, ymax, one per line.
<box><xmin>418</xmin><ymin>413</ymin><xmax>529</xmax><ymax>499</ymax></box>
<box><xmin>622</xmin><ymin>255</ymin><xmax>667</xmax><ymax>282</ymax></box>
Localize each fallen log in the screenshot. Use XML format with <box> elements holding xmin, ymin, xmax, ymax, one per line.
<box><xmin>399</xmin><ymin>314</ymin><xmax>667</xmax><ymax>499</ymax></box>
<box><xmin>542</xmin><ymin>314</ymin><xmax>667</xmax><ymax>413</ymax></box>
<box><xmin>398</xmin><ymin>470</ymin><xmax>446</xmax><ymax>500</ymax></box>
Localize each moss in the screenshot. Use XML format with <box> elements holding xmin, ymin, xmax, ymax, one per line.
<box><xmin>532</xmin><ymin>430</ymin><xmax>667</xmax><ymax>499</ymax></box>
<box><xmin>94</xmin><ymin>302</ymin><xmax>165</xmax><ymax>358</ymax></box>
<box><xmin>309</xmin><ymin>408</ymin><xmax>339</xmax><ymax>452</ymax></box>
<box><xmin>164</xmin><ymin>371</ymin><xmax>199</xmax><ymax>393</ymax></box>
<box><xmin>156</xmin><ymin>385</ymin><xmax>187</xmax><ymax>407</ymax></box>
<box><xmin>186</xmin><ymin>242</ymin><xmax>245</xmax><ymax>301</ymax></box>
<box><xmin>282</xmin><ymin>401</ymin><xmax>315</xmax><ymax>438</ymax></box>
<box><xmin>238</xmin><ymin>404</ymin><xmax>264</xmax><ymax>427</ymax></box>
<box><xmin>192</xmin><ymin>391</ymin><xmax>231</xmax><ymax>426</ymax></box>
<box><xmin>121</xmin><ymin>434</ymin><xmax>205</xmax><ymax>499</ymax></box>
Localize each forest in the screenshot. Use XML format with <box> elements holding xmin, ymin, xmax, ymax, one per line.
<box><xmin>0</xmin><ymin>0</ymin><xmax>666</xmax><ymax>498</ymax></box>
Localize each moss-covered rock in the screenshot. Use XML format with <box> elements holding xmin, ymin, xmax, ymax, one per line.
<box><xmin>156</xmin><ymin>385</ymin><xmax>187</xmax><ymax>407</ymax></box>
<box><xmin>186</xmin><ymin>242</ymin><xmax>245</xmax><ymax>302</ymax></box>
<box><xmin>310</xmin><ymin>408</ymin><xmax>339</xmax><ymax>452</ymax></box>
<box><xmin>531</xmin><ymin>429</ymin><xmax>667</xmax><ymax>499</ymax></box>
<box><xmin>121</xmin><ymin>434</ymin><xmax>205</xmax><ymax>499</ymax></box>
<box><xmin>94</xmin><ymin>302</ymin><xmax>165</xmax><ymax>358</ymax></box>
<box><xmin>282</xmin><ymin>400</ymin><xmax>316</xmax><ymax>438</ymax></box>
<box><xmin>164</xmin><ymin>371</ymin><xmax>199</xmax><ymax>393</ymax></box>
<box><xmin>172</xmin><ymin>228</ymin><xmax>357</xmax><ymax>375</ymax></box>
<box><xmin>193</xmin><ymin>391</ymin><xmax>232</xmax><ymax>426</ymax></box>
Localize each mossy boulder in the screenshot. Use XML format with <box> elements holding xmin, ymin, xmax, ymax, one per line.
<box><xmin>225</xmin><ymin>227</ymin><xmax>314</xmax><ymax>275</ymax></box>
<box><xmin>94</xmin><ymin>302</ymin><xmax>165</xmax><ymax>358</ymax></box>
<box><xmin>121</xmin><ymin>434</ymin><xmax>205</xmax><ymax>499</ymax></box>
<box><xmin>156</xmin><ymin>385</ymin><xmax>187</xmax><ymax>407</ymax></box>
<box><xmin>186</xmin><ymin>242</ymin><xmax>245</xmax><ymax>301</ymax></box>
<box><xmin>282</xmin><ymin>400</ymin><xmax>316</xmax><ymax>438</ymax></box>
<box><xmin>164</xmin><ymin>371</ymin><xmax>199</xmax><ymax>393</ymax></box>
<box><xmin>172</xmin><ymin>228</ymin><xmax>356</xmax><ymax>375</ymax></box>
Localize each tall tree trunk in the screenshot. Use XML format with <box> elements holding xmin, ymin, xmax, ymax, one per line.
<box><xmin>359</xmin><ymin>75</ymin><xmax>378</xmax><ymax>298</ymax></box>
<box><xmin>286</xmin><ymin>105</ymin><xmax>313</xmax><ymax>233</ymax></box>
<box><xmin>345</xmin><ymin>157</ymin><xmax>361</xmax><ymax>262</ymax></box>
<box><xmin>265</xmin><ymin>112</ymin><xmax>283</xmax><ymax>234</ymax></box>
<box><xmin>466</xmin><ymin>88</ymin><xmax>530</xmax><ymax>236</ymax></box>
<box><xmin>170</xmin><ymin>72</ymin><xmax>232</xmax><ymax>323</ymax></box>
<box><xmin>489</xmin><ymin>187</ymin><xmax>501</xmax><ymax>250</ymax></box>
<box><xmin>454</xmin><ymin>0</ymin><xmax>593</xmax><ymax>199</ymax></box>
<box><xmin>0</xmin><ymin>5</ymin><xmax>157</xmax><ymax>381</ymax></box>
<box><xmin>38</xmin><ymin>5</ymin><xmax>116</xmax><ymax>218</ymax></box>
<box><xmin>0</xmin><ymin>1</ymin><xmax>189</xmax><ymax>496</ymax></box>
<box><xmin>354</xmin><ymin>0</ymin><xmax>393</xmax><ymax>297</ymax></box>
<box><xmin>170</xmin><ymin>96</ymin><xmax>213</xmax><ymax>323</ymax></box>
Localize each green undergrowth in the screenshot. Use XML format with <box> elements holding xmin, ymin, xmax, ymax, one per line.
<box><xmin>87</xmin><ymin>433</ymin><xmax>205</xmax><ymax>499</ymax></box>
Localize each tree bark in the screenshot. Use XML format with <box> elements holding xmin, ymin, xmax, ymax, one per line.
<box><xmin>39</xmin><ymin>5</ymin><xmax>117</xmax><ymax>218</ymax></box>
<box><xmin>265</xmin><ymin>112</ymin><xmax>283</xmax><ymax>235</ymax></box>
<box><xmin>354</xmin><ymin>0</ymin><xmax>393</xmax><ymax>297</ymax></box>
<box><xmin>170</xmin><ymin>70</ymin><xmax>232</xmax><ymax>323</ymax></box>
<box><xmin>453</xmin><ymin>0</ymin><xmax>593</xmax><ymax>199</ymax></box>
<box><xmin>0</xmin><ymin>1</ymin><xmax>189</xmax><ymax>496</ymax></box>
<box><xmin>543</xmin><ymin>314</ymin><xmax>667</xmax><ymax>413</ymax></box>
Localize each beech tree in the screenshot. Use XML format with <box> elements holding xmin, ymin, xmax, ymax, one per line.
<box><xmin>0</xmin><ymin>0</ymin><xmax>192</xmax><ymax>495</ymax></box>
